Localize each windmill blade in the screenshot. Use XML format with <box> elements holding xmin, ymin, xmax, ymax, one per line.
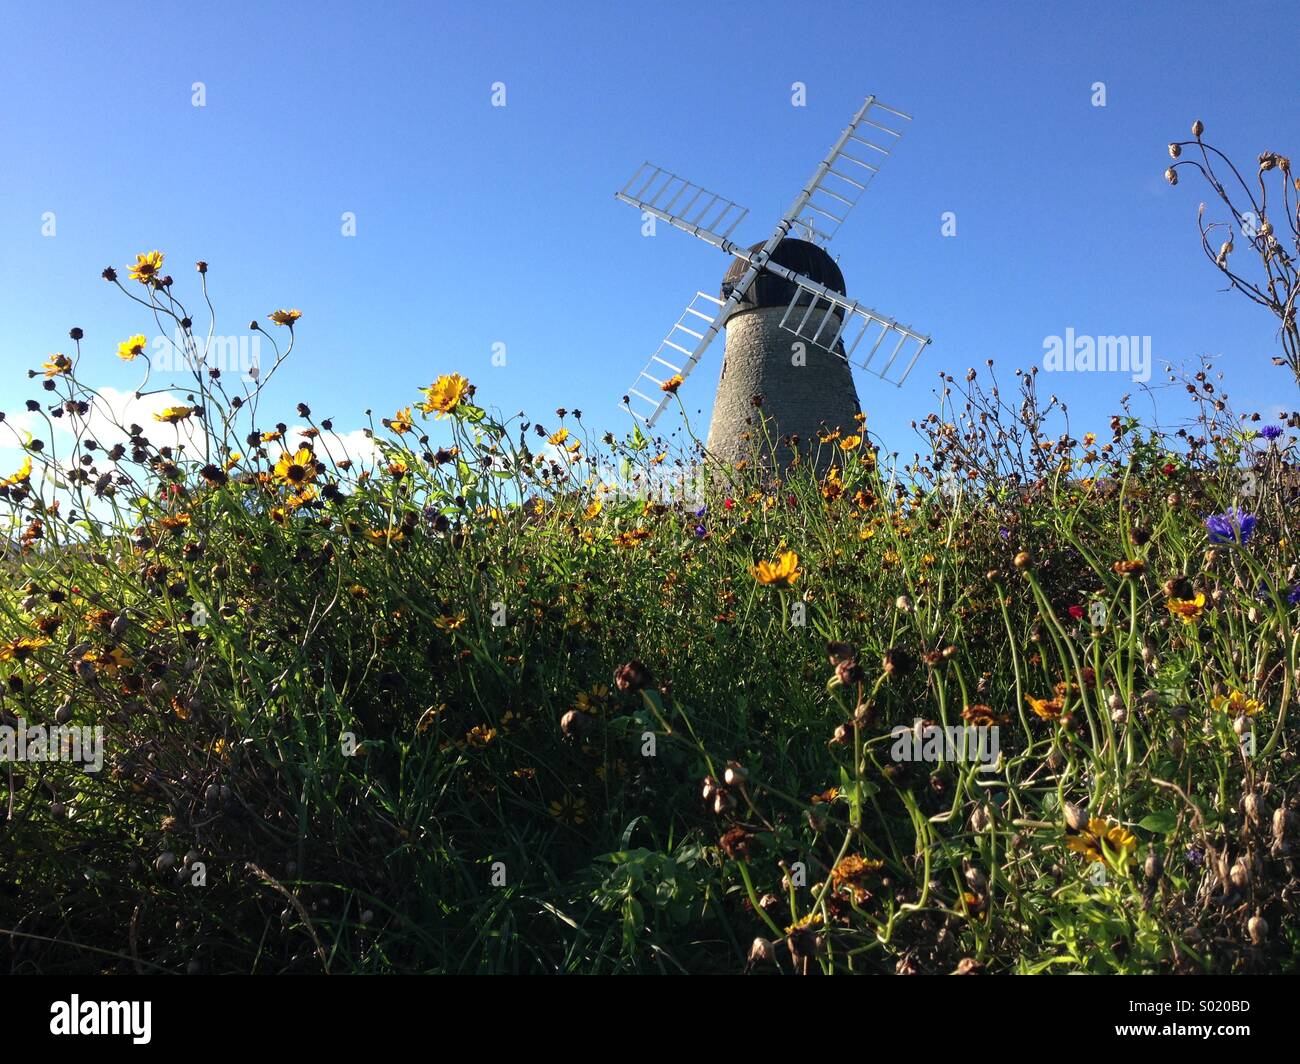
<box><xmin>615</xmin><ymin>163</ymin><xmax>749</xmax><ymax>251</ymax></box>
<box><xmin>775</xmin><ymin>272</ymin><xmax>930</xmax><ymax>387</ymax></box>
<box><xmin>789</xmin><ymin>97</ymin><xmax>911</xmax><ymax>247</ymax></box>
<box><xmin>620</xmin><ymin>291</ymin><xmax>730</xmax><ymax>427</ymax></box>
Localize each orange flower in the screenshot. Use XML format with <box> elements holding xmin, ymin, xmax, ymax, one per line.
<box><xmin>752</xmin><ymin>551</ymin><xmax>800</xmax><ymax>588</ymax></box>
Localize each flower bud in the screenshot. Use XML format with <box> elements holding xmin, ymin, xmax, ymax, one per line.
<box><xmin>748</xmin><ymin>937</ymin><xmax>775</xmax><ymax>964</ymax></box>
<box><xmin>1064</xmin><ymin>801</ymin><xmax>1089</xmax><ymax>832</ymax></box>
<box><xmin>1192</xmin><ymin>119</ymin><xmax>1204</xmax><ymax>137</ymax></box>
<box><xmin>1248</xmin><ymin>913</ymin><xmax>1268</xmax><ymax>945</ymax></box>
<box><xmin>723</xmin><ymin>762</ymin><xmax>748</xmax><ymax>787</ymax></box>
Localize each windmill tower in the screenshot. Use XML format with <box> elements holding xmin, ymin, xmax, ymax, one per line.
<box><xmin>616</xmin><ymin>96</ymin><xmax>931</xmax><ymax>471</ymax></box>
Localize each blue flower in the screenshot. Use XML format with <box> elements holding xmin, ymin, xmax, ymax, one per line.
<box><xmin>693</xmin><ymin>524</ymin><xmax>707</xmax><ymax>538</ymax></box>
<box><xmin>1205</xmin><ymin>508</ymin><xmax>1257</xmax><ymax>545</ymax></box>
<box><xmin>1260</xmin><ymin>424</ymin><xmax>1284</xmax><ymax>441</ymax></box>
<box><xmin>1290</xmin><ymin>585</ymin><xmax>1300</xmax><ymax>607</ymax></box>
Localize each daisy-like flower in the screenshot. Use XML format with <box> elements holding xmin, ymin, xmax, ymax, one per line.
<box><xmin>1066</xmin><ymin>817</ymin><xmax>1137</xmax><ymax>868</ymax></box>
<box><xmin>154</xmin><ymin>406</ymin><xmax>194</xmax><ymax>424</ymax></box>
<box><xmin>0</xmin><ymin>456</ymin><xmax>32</xmax><ymax>489</ymax></box>
<box><xmin>1211</xmin><ymin>690</ymin><xmax>1263</xmax><ymax>717</ymax></box>
<box><xmin>268</xmin><ymin>309</ymin><xmax>301</xmax><ymax>327</ymax></box>
<box><xmin>829</xmin><ymin>854</ymin><xmax>885</xmax><ymax>904</ymax></box>
<box><xmin>581</xmin><ymin>500</ymin><xmax>602</xmax><ymax>521</ymax></box>
<box><xmin>660</xmin><ymin>374</ymin><xmax>684</xmax><ymax>394</ymax></box>
<box><xmin>612</xmin><ymin>527</ymin><xmax>651</xmax><ymax>548</ymax></box>
<box><xmin>273</xmin><ymin>446</ymin><xmax>316</xmax><ymax>488</ymax></box>
<box><xmin>1026</xmin><ymin>695</ymin><xmax>1064</xmax><ymax>721</ymax></box>
<box><xmin>1166</xmin><ymin>591</ymin><xmax>1206</xmax><ymax>624</ymax></box>
<box><xmin>418</xmin><ymin>374</ymin><xmax>471</xmax><ymax>418</ymax></box>
<box><xmin>42</xmin><ymin>353</ymin><xmax>72</xmax><ymax>378</ymax></box>
<box><xmin>548</xmin><ymin>794</ymin><xmax>587</xmax><ymax>826</ymax></box>
<box><xmin>1112</xmin><ymin>558</ymin><xmax>1145</xmax><ymax>577</ymax></box>
<box><xmin>117</xmin><ymin>334</ymin><xmax>148</xmax><ymax>361</ymax></box>
<box><xmin>839</xmin><ymin>434</ymin><xmax>862</xmax><ymax>451</ymax></box>
<box><xmin>1205</xmin><ymin>508</ymin><xmax>1257</xmax><ymax>545</ymax></box>
<box><xmin>547</xmin><ymin>428</ymin><xmax>570</xmax><ymax>446</ymax></box>
<box><xmin>0</xmin><ymin>636</ymin><xmax>51</xmax><ymax>662</ymax></box>
<box><xmin>389</xmin><ymin>406</ymin><xmax>414</xmax><ymax>434</ymax></box>
<box><xmin>127</xmin><ymin>251</ymin><xmax>164</xmax><ymax>284</ymax></box>
<box><xmin>363</xmin><ymin>527</ymin><xmax>405</xmax><ymax>545</ymax></box>
<box><xmin>752</xmin><ymin>550</ymin><xmax>800</xmax><ymax>588</ymax></box>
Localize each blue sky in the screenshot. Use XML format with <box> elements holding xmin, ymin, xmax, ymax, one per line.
<box><xmin>1</xmin><ymin>0</ymin><xmax>1296</xmax><ymax>471</ymax></box>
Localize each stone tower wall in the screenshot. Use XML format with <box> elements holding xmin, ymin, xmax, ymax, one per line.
<box><xmin>704</xmin><ymin>304</ymin><xmax>862</xmax><ymax>472</ymax></box>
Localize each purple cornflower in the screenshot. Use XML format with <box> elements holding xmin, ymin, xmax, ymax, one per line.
<box><xmin>1205</xmin><ymin>507</ymin><xmax>1257</xmax><ymax>545</ymax></box>
<box><xmin>693</xmin><ymin>524</ymin><xmax>707</xmax><ymax>538</ymax></box>
<box><xmin>1260</xmin><ymin>424</ymin><xmax>1284</xmax><ymax>441</ymax></box>
<box><xmin>1186</xmin><ymin>846</ymin><xmax>1204</xmax><ymax>867</ymax></box>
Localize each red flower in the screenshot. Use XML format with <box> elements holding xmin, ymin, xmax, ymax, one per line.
<box><xmin>1068</xmin><ymin>605</ymin><xmax>1085</xmax><ymax>621</ymax></box>
<box><xmin>724</xmin><ymin>498</ymin><xmax>735</xmax><ymax>510</ymax></box>
<box><xmin>1161</xmin><ymin>462</ymin><xmax>1176</xmax><ymax>476</ymax></box>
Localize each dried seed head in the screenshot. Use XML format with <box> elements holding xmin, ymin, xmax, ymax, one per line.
<box><xmin>1248</xmin><ymin>913</ymin><xmax>1268</xmax><ymax>945</ymax></box>
<box><xmin>1165</xmin><ymin>167</ymin><xmax>1178</xmax><ymax>186</ymax></box>
<box><xmin>1230</xmin><ymin>858</ymin><xmax>1250</xmax><ymax>889</ymax></box>
<box><xmin>723</xmin><ymin>762</ymin><xmax>748</xmax><ymax>787</ymax></box>
<box><xmin>1145</xmin><ymin>848</ymin><xmax>1163</xmax><ymax>880</ymax></box>
<box><xmin>1192</xmin><ymin>119</ymin><xmax>1204</xmax><ymax>137</ymax></box>
<box><xmin>748</xmin><ymin>937</ymin><xmax>775</xmax><ymax>965</ymax></box>
<box><xmin>1064</xmin><ymin>801</ymin><xmax>1089</xmax><ymax>832</ymax></box>
<box><xmin>1168</xmin><ymin>143</ymin><xmax>1181</xmax><ymax>158</ymax></box>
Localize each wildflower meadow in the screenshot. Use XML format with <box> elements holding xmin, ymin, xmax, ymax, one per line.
<box><xmin>3</xmin><ymin>122</ymin><xmax>1300</xmax><ymax>979</ymax></box>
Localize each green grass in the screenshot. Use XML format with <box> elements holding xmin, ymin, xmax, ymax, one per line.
<box><xmin>1</xmin><ymin>263</ymin><xmax>1298</xmax><ymax>974</ymax></box>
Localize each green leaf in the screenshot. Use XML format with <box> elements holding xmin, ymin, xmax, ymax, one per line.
<box><xmin>1138</xmin><ymin>811</ymin><xmax>1177</xmax><ymax>834</ymax></box>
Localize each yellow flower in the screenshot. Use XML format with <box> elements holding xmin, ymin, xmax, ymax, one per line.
<box><xmin>154</xmin><ymin>406</ymin><xmax>194</xmax><ymax>424</ymax></box>
<box><xmin>268</xmin><ymin>309</ymin><xmax>301</xmax><ymax>327</ymax></box>
<box><xmin>548</xmin><ymin>794</ymin><xmax>588</xmax><ymax>825</ymax></box>
<box><xmin>612</xmin><ymin>527</ymin><xmax>651</xmax><ymax>548</ymax></box>
<box><xmin>582</xmin><ymin>500</ymin><xmax>602</xmax><ymax>521</ymax></box>
<box><xmin>364</xmin><ymin>527</ymin><xmax>405</xmax><ymax>545</ymax></box>
<box><xmin>435</xmin><ymin>613</ymin><xmax>467</xmax><ymax>631</ymax></box>
<box><xmin>273</xmin><ymin>446</ymin><xmax>316</xmax><ymax>487</ymax></box>
<box><xmin>547</xmin><ymin>428</ymin><xmax>570</xmax><ymax>446</ymax></box>
<box><xmin>389</xmin><ymin>407</ymin><xmax>414</xmax><ymax>434</ymax></box>
<box><xmin>1211</xmin><ymin>690</ymin><xmax>1263</xmax><ymax>717</ymax></box>
<box><xmin>661</xmin><ymin>374</ymin><xmax>684</xmax><ymax>394</ymax></box>
<box><xmin>418</xmin><ymin>374</ymin><xmax>471</xmax><ymax>418</ymax></box>
<box><xmin>0</xmin><ymin>636</ymin><xmax>51</xmax><ymax>662</ymax></box>
<box><xmin>42</xmin><ymin>353</ymin><xmax>72</xmax><ymax>377</ymax></box>
<box><xmin>0</xmin><ymin>457</ymin><xmax>32</xmax><ymax>488</ymax></box>
<box><xmin>752</xmin><ymin>550</ymin><xmax>800</xmax><ymax>588</ymax></box>
<box><xmin>117</xmin><ymin>334</ymin><xmax>149</xmax><ymax>361</ymax></box>
<box><xmin>839</xmin><ymin>434</ymin><xmax>862</xmax><ymax>452</ymax></box>
<box><xmin>1166</xmin><ymin>592</ymin><xmax>1206</xmax><ymax>624</ymax></box>
<box><xmin>128</xmin><ymin>250</ymin><xmax>164</xmax><ymax>284</ymax></box>
<box><xmin>1066</xmin><ymin>817</ymin><xmax>1137</xmax><ymax>867</ymax></box>
<box><xmin>1026</xmin><ymin>695</ymin><xmax>1064</xmax><ymax>721</ymax></box>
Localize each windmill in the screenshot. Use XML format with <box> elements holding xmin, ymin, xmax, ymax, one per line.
<box><xmin>615</xmin><ymin>95</ymin><xmax>931</xmax><ymax>470</ymax></box>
